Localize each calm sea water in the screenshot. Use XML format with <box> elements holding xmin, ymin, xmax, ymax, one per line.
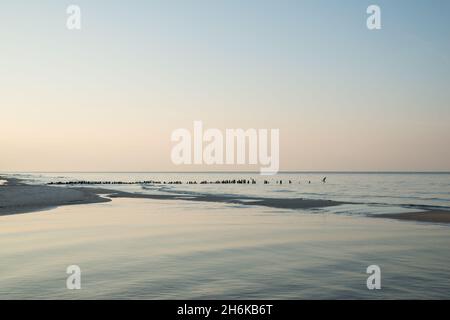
<box><xmin>1</xmin><ymin>172</ymin><xmax>450</xmax><ymax>299</ymax></box>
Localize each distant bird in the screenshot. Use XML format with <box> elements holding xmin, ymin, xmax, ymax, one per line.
<box><xmin>322</xmin><ymin>177</ymin><xmax>327</xmax><ymax>183</ymax></box>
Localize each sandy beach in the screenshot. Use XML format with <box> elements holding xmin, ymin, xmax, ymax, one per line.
<box><xmin>0</xmin><ymin>177</ymin><xmax>110</xmax><ymax>215</ymax></box>
<box><xmin>0</xmin><ymin>176</ymin><xmax>343</xmax><ymax>215</ymax></box>
<box><xmin>1</xmin><ymin>175</ymin><xmax>449</xmax><ymax>223</ymax></box>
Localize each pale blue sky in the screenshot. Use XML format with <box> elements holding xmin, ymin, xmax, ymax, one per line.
<box><xmin>1</xmin><ymin>0</ymin><xmax>449</xmax><ymax>171</ymax></box>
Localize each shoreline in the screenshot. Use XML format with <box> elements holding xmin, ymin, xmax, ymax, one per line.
<box><xmin>0</xmin><ymin>176</ymin><xmax>344</xmax><ymax>215</ymax></box>
<box><xmin>0</xmin><ymin>177</ymin><xmax>111</xmax><ymax>215</ymax></box>
<box><xmin>1</xmin><ymin>176</ymin><xmax>450</xmax><ymax>223</ymax></box>
<box><xmin>372</xmin><ymin>211</ymin><xmax>450</xmax><ymax>224</ymax></box>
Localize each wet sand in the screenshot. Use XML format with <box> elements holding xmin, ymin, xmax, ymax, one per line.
<box><xmin>374</xmin><ymin>211</ymin><xmax>450</xmax><ymax>223</ymax></box>
<box><xmin>1</xmin><ymin>176</ymin><xmax>450</xmax><ymax>223</ymax></box>
<box><xmin>0</xmin><ymin>176</ymin><xmax>343</xmax><ymax>215</ymax></box>
<box><xmin>106</xmin><ymin>191</ymin><xmax>341</xmax><ymax>210</ymax></box>
<box><xmin>0</xmin><ymin>177</ymin><xmax>111</xmax><ymax>215</ymax></box>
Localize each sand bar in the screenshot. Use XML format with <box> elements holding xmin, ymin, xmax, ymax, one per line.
<box><xmin>0</xmin><ymin>176</ymin><xmax>343</xmax><ymax>215</ymax></box>
<box><xmin>0</xmin><ymin>177</ymin><xmax>110</xmax><ymax>215</ymax></box>
<box><xmin>1</xmin><ymin>176</ymin><xmax>449</xmax><ymax>223</ymax></box>
<box><xmin>373</xmin><ymin>211</ymin><xmax>450</xmax><ymax>223</ymax></box>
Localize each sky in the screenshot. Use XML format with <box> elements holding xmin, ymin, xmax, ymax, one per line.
<box><xmin>1</xmin><ymin>0</ymin><xmax>449</xmax><ymax>172</ymax></box>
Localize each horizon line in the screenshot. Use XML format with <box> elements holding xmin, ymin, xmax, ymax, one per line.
<box><xmin>2</xmin><ymin>171</ymin><xmax>450</xmax><ymax>174</ymax></box>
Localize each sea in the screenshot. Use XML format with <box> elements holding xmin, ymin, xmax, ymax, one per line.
<box><xmin>0</xmin><ymin>172</ymin><xmax>449</xmax><ymax>299</ymax></box>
